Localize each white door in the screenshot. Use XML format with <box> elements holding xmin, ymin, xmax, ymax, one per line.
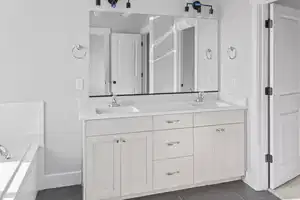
<box><xmin>111</xmin><ymin>33</ymin><xmax>142</xmax><ymax>95</ymax></box>
<box><xmin>270</xmin><ymin>4</ymin><xmax>300</xmax><ymax>189</ymax></box>
<box><xmin>120</xmin><ymin>132</ymin><xmax>152</xmax><ymax>196</ymax></box>
<box><xmin>86</xmin><ymin>136</ymin><xmax>121</xmax><ymax>200</ymax></box>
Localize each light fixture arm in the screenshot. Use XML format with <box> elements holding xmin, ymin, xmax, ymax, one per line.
<box><xmin>185</xmin><ymin>1</ymin><xmax>214</xmax><ymax>14</ymax></box>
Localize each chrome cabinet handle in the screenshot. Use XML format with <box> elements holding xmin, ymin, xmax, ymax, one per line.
<box><xmin>166</xmin><ymin>120</ymin><xmax>181</xmax><ymax>124</ymax></box>
<box><xmin>216</xmin><ymin>128</ymin><xmax>225</xmax><ymax>132</ymax></box>
<box><xmin>166</xmin><ymin>141</ymin><xmax>180</xmax><ymax>146</ymax></box>
<box><xmin>166</xmin><ymin>171</ymin><xmax>180</xmax><ymax>176</ymax></box>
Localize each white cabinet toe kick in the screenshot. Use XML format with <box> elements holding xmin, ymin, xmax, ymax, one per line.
<box><xmin>82</xmin><ymin>110</ymin><xmax>246</xmax><ymax>200</ymax></box>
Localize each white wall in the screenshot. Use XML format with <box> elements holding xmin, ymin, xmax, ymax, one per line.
<box><xmin>0</xmin><ymin>0</ymin><xmax>263</xmax><ymax>190</ymax></box>
<box><xmin>218</xmin><ymin>0</ymin><xmax>268</xmax><ymax>191</ymax></box>
<box><xmin>0</xmin><ymin>0</ymin><xmax>218</xmax><ymax>189</ymax></box>
<box><xmin>0</xmin><ymin>0</ymin><xmax>89</xmax><ymax>189</ymax></box>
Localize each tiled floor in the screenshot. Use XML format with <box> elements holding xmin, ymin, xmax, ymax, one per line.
<box><xmin>36</xmin><ymin>181</ymin><xmax>280</xmax><ymax>200</ymax></box>
<box><xmin>273</xmin><ymin>175</ymin><xmax>300</xmax><ymax>200</ymax></box>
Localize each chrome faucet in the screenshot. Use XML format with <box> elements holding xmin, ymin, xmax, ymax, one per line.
<box><xmin>0</xmin><ymin>145</ymin><xmax>11</xmax><ymax>160</ymax></box>
<box><xmin>109</xmin><ymin>93</ymin><xmax>121</xmax><ymax>107</ymax></box>
<box><xmin>195</xmin><ymin>91</ymin><xmax>205</xmax><ymax>103</ymax></box>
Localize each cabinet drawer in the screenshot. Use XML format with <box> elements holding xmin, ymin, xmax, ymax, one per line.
<box><xmin>194</xmin><ymin>110</ymin><xmax>244</xmax><ymax>127</ymax></box>
<box><xmin>153</xmin><ymin>128</ymin><xmax>193</xmax><ymax>160</ymax></box>
<box><xmin>153</xmin><ymin>114</ymin><xmax>193</xmax><ymax>130</ymax></box>
<box><xmin>86</xmin><ymin>117</ymin><xmax>152</xmax><ymax>136</ymax></box>
<box><xmin>153</xmin><ymin>157</ymin><xmax>193</xmax><ymax>190</ymax></box>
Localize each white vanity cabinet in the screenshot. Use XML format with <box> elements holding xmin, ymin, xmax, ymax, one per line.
<box><xmin>83</xmin><ymin>109</ymin><xmax>246</xmax><ymax>200</ymax></box>
<box><xmin>120</xmin><ymin>132</ymin><xmax>153</xmax><ymax>196</ymax></box>
<box><xmin>194</xmin><ymin>124</ymin><xmax>245</xmax><ymax>183</ymax></box>
<box><xmin>85</xmin><ymin>132</ymin><xmax>152</xmax><ymax>200</ymax></box>
<box><xmin>86</xmin><ymin>136</ymin><xmax>121</xmax><ymax>200</ymax></box>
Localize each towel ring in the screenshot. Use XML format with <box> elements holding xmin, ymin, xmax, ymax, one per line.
<box><xmin>72</xmin><ymin>44</ymin><xmax>87</xmax><ymax>60</ymax></box>
<box><xmin>205</xmin><ymin>49</ymin><xmax>212</xmax><ymax>60</ymax></box>
<box><xmin>227</xmin><ymin>46</ymin><xmax>237</xmax><ymax>60</ymax></box>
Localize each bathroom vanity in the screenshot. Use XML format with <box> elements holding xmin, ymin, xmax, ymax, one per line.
<box><xmin>81</xmin><ymin>100</ymin><xmax>246</xmax><ymax>200</ymax></box>
<box><xmin>83</xmin><ymin>9</ymin><xmax>247</xmax><ymax>200</ymax></box>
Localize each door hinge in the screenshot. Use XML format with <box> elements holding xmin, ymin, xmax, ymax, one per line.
<box><xmin>265</xmin><ymin>19</ymin><xmax>273</xmax><ymax>29</ymax></box>
<box><xmin>141</xmin><ymin>73</ymin><xmax>143</xmax><ymax>78</ymax></box>
<box><xmin>141</xmin><ymin>42</ymin><xmax>144</xmax><ymax>46</ymax></box>
<box><xmin>265</xmin><ymin>154</ymin><xmax>273</xmax><ymax>163</ymax></box>
<box><xmin>265</xmin><ymin>87</ymin><xmax>273</xmax><ymax>96</ymax></box>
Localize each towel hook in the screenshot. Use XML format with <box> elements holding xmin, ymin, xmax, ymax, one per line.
<box><xmin>205</xmin><ymin>48</ymin><xmax>212</xmax><ymax>60</ymax></box>
<box><xmin>227</xmin><ymin>46</ymin><xmax>237</xmax><ymax>60</ymax></box>
<box><xmin>72</xmin><ymin>44</ymin><xmax>87</xmax><ymax>60</ymax></box>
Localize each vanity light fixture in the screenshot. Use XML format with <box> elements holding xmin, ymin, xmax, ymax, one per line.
<box><xmin>107</xmin><ymin>0</ymin><xmax>131</xmax><ymax>8</ymax></box>
<box><xmin>126</xmin><ymin>0</ymin><xmax>131</xmax><ymax>8</ymax></box>
<box><xmin>185</xmin><ymin>1</ymin><xmax>214</xmax><ymax>15</ymax></box>
<box><xmin>108</xmin><ymin>0</ymin><xmax>118</xmax><ymax>8</ymax></box>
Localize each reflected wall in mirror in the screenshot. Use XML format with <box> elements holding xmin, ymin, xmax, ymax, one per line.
<box><xmin>89</xmin><ymin>11</ymin><xmax>219</xmax><ymax>97</ymax></box>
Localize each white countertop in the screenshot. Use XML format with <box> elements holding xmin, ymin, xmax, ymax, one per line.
<box><xmin>79</xmin><ymin>100</ymin><xmax>247</xmax><ymax>121</ymax></box>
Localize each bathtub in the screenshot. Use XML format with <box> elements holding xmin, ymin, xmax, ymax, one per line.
<box><xmin>0</xmin><ymin>101</ymin><xmax>44</xmax><ymax>200</ymax></box>
<box><xmin>0</xmin><ymin>144</ymin><xmax>39</xmax><ymax>200</ymax></box>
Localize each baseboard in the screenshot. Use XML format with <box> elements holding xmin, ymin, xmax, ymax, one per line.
<box><xmin>40</xmin><ymin>171</ymin><xmax>82</xmax><ymax>190</ymax></box>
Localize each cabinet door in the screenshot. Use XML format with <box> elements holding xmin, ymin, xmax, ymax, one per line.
<box><xmin>120</xmin><ymin>132</ymin><xmax>152</xmax><ymax>196</ymax></box>
<box><xmin>194</xmin><ymin>126</ymin><xmax>215</xmax><ymax>183</ymax></box>
<box><xmin>215</xmin><ymin>124</ymin><xmax>245</xmax><ymax>179</ymax></box>
<box><xmin>194</xmin><ymin>124</ymin><xmax>245</xmax><ymax>184</ymax></box>
<box><xmin>86</xmin><ymin>136</ymin><xmax>121</xmax><ymax>200</ymax></box>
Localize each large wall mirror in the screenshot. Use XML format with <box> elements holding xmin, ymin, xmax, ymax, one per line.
<box><xmin>89</xmin><ymin>11</ymin><xmax>219</xmax><ymax>97</ymax></box>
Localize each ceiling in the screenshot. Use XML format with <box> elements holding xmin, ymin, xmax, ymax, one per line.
<box><xmin>90</xmin><ymin>11</ymin><xmax>150</xmax><ymax>34</ymax></box>
<box><xmin>276</xmin><ymin>0</ymin><xmax>300</xmax><ymax>9</ymax></box>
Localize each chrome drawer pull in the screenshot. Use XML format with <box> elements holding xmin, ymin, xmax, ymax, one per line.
<box><xmin>166</xmin><ymin>171</ymin><xmax>180</xmax><ymax>176</ymax></box>
<box><xmin>120</xmin><ymin>138</ymin><xmax>126</xmax><ymax>143</ymax></box>
<box><xmin>166</xmin><ymin>141</ymin><xmax>180</xmax><ymax>146</ymax></box>
<box><xmin>166</xmin><ymin>120</ymin><xmax>180</xmax><ymax>124</ymax></box>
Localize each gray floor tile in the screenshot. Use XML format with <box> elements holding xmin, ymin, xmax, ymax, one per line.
<box><xmin>36</xmin><ymin>181</ymin><xmax>280</xmax><ymax>200</ymax></box>
<box><xmin>36</xmin><ymin>185</ymin><xmax>82</xmax><ymax>200</ymax></box>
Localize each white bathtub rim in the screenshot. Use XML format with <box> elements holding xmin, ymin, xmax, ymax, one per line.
<box><xmin>1</xmin><ymin>144</ymin><xmax>39</xmax><ymax>200</ymax></box>
<box><xmin>0</xmin><ymin>144</ymin><xmax>31</xmax><ymax>200</ymax></box>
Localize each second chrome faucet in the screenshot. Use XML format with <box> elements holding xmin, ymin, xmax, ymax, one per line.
<box><xmin>109</xmin><ymin>93</ymin><xmax>121</xmax><ymax>107</ymax></box>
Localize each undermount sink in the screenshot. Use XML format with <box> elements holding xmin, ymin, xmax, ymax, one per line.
<box><xmin>190</xmin><ymin>102</ymin><xmax>231</xmax><ymax>108</ymax></box>
<box><xmin>96</xmin><ymin>106</ymin><xmax>140</xmax><ymax>115</ymax></box>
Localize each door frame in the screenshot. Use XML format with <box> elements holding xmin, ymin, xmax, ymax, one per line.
<box><xmin>141</xmin><ymin>32</ymin><xmax>150</xmax><ymax>94</ymax></box>
<box><xmin>251</xmin><ymin>0</ymin><xmax>285</xmax><ymax>191</ymax></box>
<box><xmin>174</xmin><ymin>18</ymin><xmax>198</xmax><ymax>92</ymax></box>
<box><xmin>247</xmin><ymin>0</ymin><xmax>273</xmax><ymax>191</ymax></box>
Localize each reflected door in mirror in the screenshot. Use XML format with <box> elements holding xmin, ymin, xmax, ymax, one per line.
<box><xmin>111</xmin><ymin>34</ymin><xmax>142</xmax><ymax>95</ymax></box>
